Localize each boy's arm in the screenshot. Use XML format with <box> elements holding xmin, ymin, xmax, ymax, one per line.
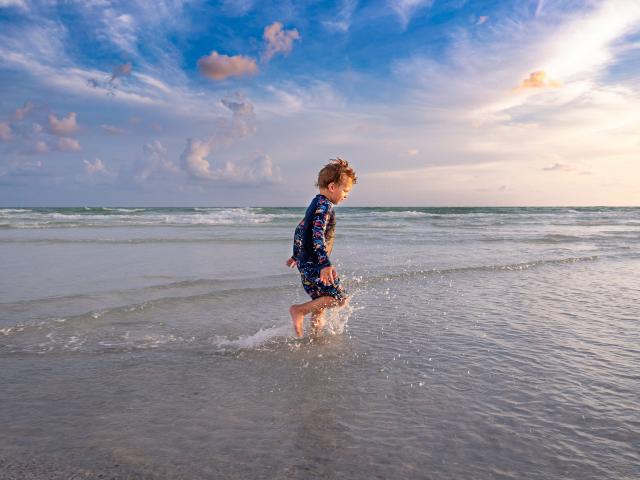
<box><xmin>311</xmin><ymin>200</ymin><xmax>333</xmax><ymax>268</ymax></box>
<box><xmin>291</xmin><ymin>219</ymin><xmax>304</xmax><ymax>261</ymax></box>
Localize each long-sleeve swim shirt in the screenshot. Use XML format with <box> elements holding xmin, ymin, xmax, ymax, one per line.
<box><xmin>292</xmin><ymin>194</ymin><xmax>336</xmax><ymax>268</ymax></box>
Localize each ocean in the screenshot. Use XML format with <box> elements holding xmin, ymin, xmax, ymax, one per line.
<box><xmin>1</xmin><ymin>206</ymin><xmax>638</xmax><ymax>479</ymax></box>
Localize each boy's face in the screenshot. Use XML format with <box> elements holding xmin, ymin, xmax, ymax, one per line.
<box><xmin>326</xmin><ymin>177</ymin><xmax>353</xmax><ymax>204</ymax></box>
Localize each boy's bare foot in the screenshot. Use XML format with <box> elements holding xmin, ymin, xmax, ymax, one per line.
<box><xmin>289</xmin><ymin>305</ymin><xmax>304</xmax><ymax>337</ymax></box>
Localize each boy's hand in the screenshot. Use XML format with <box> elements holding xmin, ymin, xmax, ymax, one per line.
<box><xmin>286</xmin><ymin>257</ymin><xmax>296</xmax><ymax>268</ymax></box>
<box><xmin>320</xmin><ymin>266</ymin><xmax>338</xmax><ymax>286</ymax></box>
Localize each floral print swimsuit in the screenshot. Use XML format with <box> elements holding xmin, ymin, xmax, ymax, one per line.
<box><xmin>291</xmin><ymin>194</ymin><xmax>346</xmax><ymax>301</ymax></box>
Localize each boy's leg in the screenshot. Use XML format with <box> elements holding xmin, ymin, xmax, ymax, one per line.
<box><xmin>311</xmin><ymin>295</ymin><xmax>350</xmax><ymax>336</ymax></box>
<box><xmin>289</xmin><ymin>296</ymin><xmax>342</xmax><ymax>337</ymax></box>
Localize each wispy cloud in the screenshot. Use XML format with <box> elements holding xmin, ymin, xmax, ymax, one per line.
<box><xmin>0</xmin><ymin>0</ymin><xmax>205</xmax><ymax>118</ymax></box>
<box><xmin>0</xmin><ymin>0</ymin><xmax>28</xmax><ymax>10</ymax></box>
<box><xmin>323</xmin><ymin>0</ymin><xmax>358</xmax><ymax>33</ymax></box>
<box><xmin>101</xmin><ymin>124</ymin><xmax>125</xmax><ymax>135</ymax></box>
<box><xmin>542</xmin><ymin>1</ymin><xmax>640</xmax><ymax>81</ymax></box>
<box><xmin>0</xmin><ymin>48</ymin><xmax>159</xmax><ymax>105</ymax></box>
<box><xmin>389</xmin><ymin>0</ymin><xmax>433</xmax><ymax>28</ymax></box>
<box><xmin>99</xmin><ymin>9</ymin><xmax>138</xmax><ymax>56</ymax></box>
<box><xmin>543</xmin><ymin>162</ymin><xmax>573</xmax><ymax>172</ymax></box>
<box><xmin>535</xmin><ymin>0</ymin><xmax>547</xmax><ymax>18</ymax></box>
<box><xmin>221</xmin><ymin>0</ymin><xmax>254</xmax><ymax>16</ymax></box>
<box><xmin>260</xmin><ymin>81</ymin><xmax>345</xmax><ymax>117</ymax></box>
<box><xmin>0</xmin><ymin>16</ymin><xmax>70</xmax><ymax>71</ymax></box>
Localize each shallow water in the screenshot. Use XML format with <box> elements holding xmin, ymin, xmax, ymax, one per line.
<box><xmin>1</xmin><ymin>207</ymin><xmax>639</xmax><ymax>479</ymax></box>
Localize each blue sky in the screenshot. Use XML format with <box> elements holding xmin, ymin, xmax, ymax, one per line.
<box><xmin>1</xmin><ymin>0</ymin><xmax>639</xmax><ymax>206</ymax></box>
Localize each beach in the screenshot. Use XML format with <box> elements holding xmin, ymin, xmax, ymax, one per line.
<box><xmin>1</xmin><ymin>207</ymin><xmax>639</xmax><ymax>479</ymax></box>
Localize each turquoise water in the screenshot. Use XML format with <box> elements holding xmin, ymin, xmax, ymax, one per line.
<box><xmin>1</xmin><ymin>207</ymin><xmax>639</xmax><ymax>478</ymax></box>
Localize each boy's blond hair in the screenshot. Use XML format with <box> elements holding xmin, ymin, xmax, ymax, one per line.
<box><xmin>316</xmin><ymin>158</ymin><xmax>357</xmax><ymax>188</ymax></box>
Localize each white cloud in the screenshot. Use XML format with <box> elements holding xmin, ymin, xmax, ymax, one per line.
<box><xmin>48</xmin><ymin>112</ymin><xmax>79</xmax><ymax>136</ymax></box>
<box><xmin>179</xmin><ymin>93</ymin><xmax>280</xmax><ymax>185</ymax></box>
<box><xmin>84</xmin><ymin>158</ymin><xmax>107</xmax><ymax>175</ymax></box>
<box><xmin>180</xmin><ymin>138</ymin><xmax>215</xmax><ymax>180</ymax></box>
<box><xmin>214</xmin><ymin>154</ymin><xmax>281</xmax><ymax>185</ymax></box>
<box><xmin>197</xmin><ymin>51</ymin><xmax>258</xmax><ymax>80</ymax></box>
<box><xmin>262</xmin><ymin>22</ymin><xmax>301</xmax><ymax>62</ymax></box>
<box><xmin>180</xmin><ymin>144</ymin><xmax>281</xmax><ymax>185</ymax></box>
<box><xmin>56</xmin><ymin>137</ymin><xmax>82</xmax><ymax>152</ymax></box>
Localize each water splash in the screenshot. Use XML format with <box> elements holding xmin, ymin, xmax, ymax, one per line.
<box><xmin>212</xmin><ymin>323</ymin><xmax>293</xmax><ymax>350</ymax></box>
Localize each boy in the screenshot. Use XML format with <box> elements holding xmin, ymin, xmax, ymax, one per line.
<box><xmin>286</xmin><ymin>158</ymin><xmax>357</xmax><ymax>337</ymax></box>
